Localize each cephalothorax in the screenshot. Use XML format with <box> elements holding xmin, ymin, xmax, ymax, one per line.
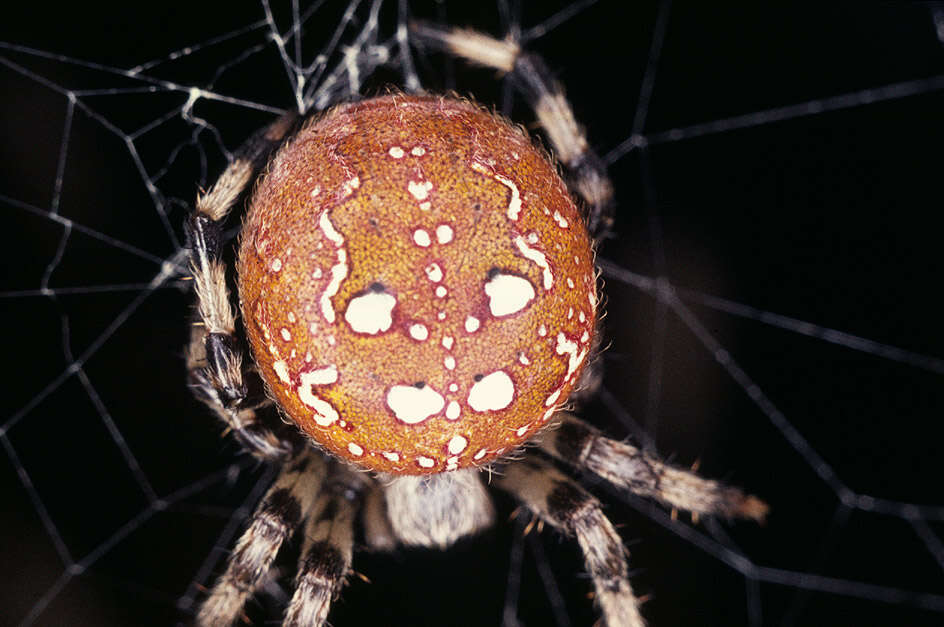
<box><xmin>187</xmin><ymin>26</ymin><xmax>765</xmax><ymax>627</ymax></box>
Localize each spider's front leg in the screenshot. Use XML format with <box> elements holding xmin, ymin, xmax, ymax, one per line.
<box><xmin>186</xmin><ymin>113</ymin><xmax>299</xmax><ymax>460</ymax></box>
<box><xmin>496</xmin><ymin>457</ymin><xmax>646</xmax><ymax>627</ymax></box>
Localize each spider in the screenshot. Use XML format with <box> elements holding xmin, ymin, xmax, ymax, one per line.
<box><xmin>185</xmin><ymin>23</ymin><xmax>767</xmax><ymax>627</ymax></box>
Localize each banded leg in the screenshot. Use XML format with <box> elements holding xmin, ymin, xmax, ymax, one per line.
<box><xmin>197</xmin><ymin>452</ymin><xmax>327</xmax><ymax>626</ymax></box>
<box><xmin>284</xmin><ymin>464</ymin><xmax>366</xmax><ymax>626</ymax></box>
<box><xmin>541</xmin><ymin>413</ymin><xmax>769</xmax><ymax>521</ymax></box>
<box><xmin>496</xmin><ymin>458</ymin><xmax>645</xmax><ymax>627</ymax></box>
<box><xmin>186</xmin><ymin>113</ymin><xmax>297</xmax><ymax>460</ymax></box>
<box><xmin>410</xmin><ymin>22</ymin><xmax>615</xmax><ymax>239</ymax></box>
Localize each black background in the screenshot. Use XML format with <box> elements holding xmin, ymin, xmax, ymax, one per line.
<box><xmin>2</xmin><ymin>2</ymin><xmax>943</xmax><ymax>626</ymax></box>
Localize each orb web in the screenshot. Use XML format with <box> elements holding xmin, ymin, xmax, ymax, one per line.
<box><xmin>2</xmin><ymin>1</ymin><xmax>943</xmax><ymax>626</ymax></box>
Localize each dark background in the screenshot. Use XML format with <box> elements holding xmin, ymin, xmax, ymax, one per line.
<box><xmin>2</xmin><ymin>2</ymin><xmax>943</xmax><ymax>626</ymax></box>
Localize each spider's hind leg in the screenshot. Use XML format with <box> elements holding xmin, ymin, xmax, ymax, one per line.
<box><xmin>197</xmin><ymin>451</ymin><xmax>327</xmax><ymax>627</ymax></box>
<box><xmin>284</xmin><ymin>462</ymin><xmax>367</xmax><ymax>626</ymax></box>
<box><xmin>540</xmin><ymin>413</ymin><xmax>769</xmax><ymax>522</ymax></box>
<box><xmin>496</xmin><ymin>457</ymin><xmax>646</xmax><ymax>627</ymax></box>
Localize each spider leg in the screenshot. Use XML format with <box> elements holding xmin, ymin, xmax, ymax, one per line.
<box><xmin>284</xmin><ymin>463</ymin><xmax>366</xmax><ymax>627</ymax></box>
<box><xmin>409</xmin><ymin>22</ymin><xmax>615</xmax><ymax>239</ymax></box>
<box><xmin>541</xmin><ymin>413</ymin><xmax>769</xmax><ymax>522</ymax></box>
<box><xmin>362</xmin><ymin>481</ymin><xmax>397</xmax><ymax>552</ymax></box>
<box><xmin>186</xmin><ymin>113</ymin><xmax>299</xmax><ymax>460</ymax></box>
<box><xmin>197</xmin><ymin>451</ymin><xmax>327</xmax><ymax>627</ymax></box>
<box><xmin>496</xmin><ymin>457</ymin><xmax>645</xmax><ymax>627</ymax></box>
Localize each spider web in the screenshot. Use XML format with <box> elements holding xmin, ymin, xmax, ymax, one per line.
<box><xmin>2</xmin><ymin>1</ymin><xmax>943</xmax><ymax>625</ymax></box>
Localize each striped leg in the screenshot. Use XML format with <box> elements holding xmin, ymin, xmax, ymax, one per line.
<box><xmin>197</xmin><ymin>452</ymin><xmax>327</xmax><ymax>626</ymax></box>
<box><xmin>540</xmin><ymin>413</ymin><xmax>769</xmax><ymax>522</ymax></box>
<box><xmin>283</xmin><ymin>464</ymin><xmax>365</xmax><ymax>626</ymax></box>
<box><xmin>410</xmin><ymin>22</ymin><xmax>615</xmax><ymax>239</ymax></box>
<box><xmin>186</xmin><ymin>113</ymin><xmax>298</xmax><ymax>460</ymax></box>
<box><xmin>496</xmin><ymin>458</ymin><xmax>645</xmax><ymax>627</ymax></box>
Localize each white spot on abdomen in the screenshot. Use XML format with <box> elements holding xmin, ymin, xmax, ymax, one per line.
<box><xmin>471</xmin><ymin>162</ymin><xmax>521</xmax><ymax>220</ymax></box>
<box><xmin>436</xmin><ymin>224</ymin><xmax>454</xmax><ymax>244</ymax></box>
<box><xmin>513</xmin><ymin>236</ymin><xmax>553</xmax><ymax>290</ymax></box>
<box><xmin>467</xmin><ymin>370</ymin><xmax>515</xmax><ymax>412</ymax></box>
<box><xmin>297</xmin><ymin>371</ymin><xmax>340</xmax><ymax>427</ymax></box>
<box><xmin>389</xmin><ymin>146</ymin><xmax>405</xmax><ymax>158</ymax></box>
<box><xmin>446</xmin><ymin>400</ymin><xmax>461</xmax><ymax>420</ymax></box>
<box><xmin>344</xmin><ymin>291</ymin><xmax>396</xmax><ymax>334</ymax></box>
<box><xmin>386</xmin><ymin>384</ymin><xmax>445</xmax><ymax>424</ymax></box>
<box><xmin>273</xmin><ymin>360</ymin><xmax>291</xmax><ymax>384</ymax></box>
<box><xmin>417</xmin><ymin>456</ymin><xmax>436</xmax><ymax>468</ymax></box>
<box><xmin>319</xmin><ymin>210</ymin><xmax>347</xmax><ymax>323</ymax></box>
<box><xmin>408</xmin><ymin>180</ymin><xmax>433</xmax><ymax>201</ymax></box>
<box><xmin>413</xmin><ymin>229</ymin><xmax>431</xmax><ymax>247</ymax></box>
<box><xmin>409</xmin><ymin>323</ymin><xmax>429</xmax><ymax>341</ymax></box>
<box><xmin>447</xmin><ymin>435</ymin><xmax>468</xmax><ymax>455</ymax></box>
<box><xmin>556</xmin><ymin>332</ymin><xmax>589</xmax><ymax>380</ymax></box>
<box><xmin>425</xmin><ymin>263</ymin><xmax>443</xmax><ymax>282</ymax></box>
<box><xmin>348</xmin><ymin>442</ymin><xmax>364</xmax><ymax>456</ymax></box>
<box><xmin>465</xmin><ymin>316</ymin><xmax>480</xmax><ymax>333</ymax></box>
<box><xmin>484</xmin><ymin>273</ymin><xmax>535</xmax><ymax>317</ymax></box>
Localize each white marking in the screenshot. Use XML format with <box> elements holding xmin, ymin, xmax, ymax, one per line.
<box><xmin>280</xmin><ymin>327</ymin><xmax>291</xmax><ymax>341</ymax></box>
<box><xmin>544</xmin><ymin>388</ymin><xmax>562</xmax><ymax>407</ymax></box>
<box><xmin>526</xmin><ymin>231</ymin><xmax>539</xmax><ymax>244</ymax></box>
<box><xmin>516</xmin><ymin>425</ymin><xmax>529</xmax><ymax>437</ymax></box>
<box><xmin>436</xmin><ymin>224</ymin><xmax>454</xmax><ymax>244</ymax></box>
<box><xmin>388</xmin><ymin>146</ymin><xmax>405</xmax><ymax>158</ymax></box>
<box><xmin>413</xmin><ymin>229</ymin><xmax>431</xmax><ymax>247</ymax></box>
<box><xmin>578</xmin><ymin>311</ymin><xmax>586</xmax><ymax>323</ymax></box>
<box><xmin>581</xmin><ymin>330</ymin><xmax>590</xmax><ymax>343</ymax></box>
<box><xmin>435</xmin><ymin>286</ymin><xmax>448</xmax><ymax>298</ymax></box>
<box><xmin>408</xmin><ymin>180</ymin><xmax>433</xmax><ymax>201</ymax></box>
<box><xmin>542</xmin><ymin>407</ymin><xmax>556</xmax><ymax>422</ymax></box>
<box><xmin>319</xmin><ymin>211</ymin><xmax>347</xmax><ymax>323</ymax></box>
<box><xmin>305</xmin><ymin>351</ymin><xmax>313</xmax><ymax>362</ymax></box>
<box><xmin>446</xmin><ymin>400</ymin><xmax>461</xmax><ymax>420</ymax></box>
<box><xmin>438</xmin><ymin>311</ymin><xmax>447</xmax><ymax>320</ymax></box>
<box><xmin>425</xmin><ymin>263</ymin><xmax>443</xmax><ymax>282</ymax></box>
<box><xmin>348</xmin><ymin>442</ymin><xmax>364</xmax><ymax>456</ymax></box>
<box><xmin>417</xmin><ymin>456</ymin><xmax>436</xmax><ymax>468</ymax></box>
<box><xmin>441</xmin><ymin>335</ymin><xmax>454</xmax><ymax>350</ymax></box>
<box><xmin>409</xmin><ymin>323</ymin><xmax>429</xmax><ymax>341</ymax></box>
<box><xmin>273</xmin><ymin>360</ymin><xmax>291</xmax><ymax>384</ymax></box>
<box><xmin>538</xmin><ymin>324</ymin><xmax>547</xmax><ymax>337</ymax></box>
<box><xmin>419</xmin><ymin>202</ymin><xmax>431</xmax><ymax>211</ymax></box>
<box><xmin>300</xmin><ymin>365</ymin><xmax>338</xmax><ymax>386</ymax></box>
<box><xmin>383</xmin><ymin>451</ymin><xmax>401</xmax><ymax>462</ymax></box>
<box><xmin>340</xmin><ymin>176</ymin><xmax>360</xmax><ymax>197</ymax></box>
<box><xmin>445</xmin><ymin>457</ymin><xmax>459</xmax><ymax>471</ymax></box>
<box><xmin>556</xmin><ymin>332</ymin><xmax>589</xmax><ymax>380</ymax></box>
<box><xmin>344</xmin><ymin>291</ymin><xmax>396</xmax><ymax>334</ymax></box>
<box><xmin>312</xmin><ymin>267</ymin><xmax>323</xmax><ymax>279</ymax></box>
<box><xmin>271</xmin><ymin>258</ymin><xmax>282</xmax><ymax>272</ymax></box>
<box><xmin>467</xmin><ymin>370</ymin><xmax>514</xmax><ymax>412</ymax></box>
<box><xmin>473</xmin><ymin>448</ymin><xmax>487</xmax><ymax>460</ymax></box>
<box><xmin>567</xmin><ymin>277</ymin><xmax>575</xmax><ymax>289</ymax></box>
<box><xmin>513</xmin><ymin>236</ymin><xmax>553</xmax><ymax>289</ymax></box>
<box><xmin>448</xmin><ymin>435</ymin><xmax>468</xmax><ymax>455</ymax></box>
<box><xmin>465</xmin><ymin>316</ymin><xmax>480</xmax><ymax>333</ymax></box>
<box><xmin>518</xmin><ymin>353</ymin><xmax>531</xmax><ymax>366</ymax></box>
<box><xmin>411</xmin><ymin>146</ymin><xmax>426</xmax><ymax>156</ymax></box>
<box><xmin>287</xmin><ymin>312</ymin><xmax>296</xmax><ymax>323</ymax></box>
<box><xmin>386</xmin><ymin>384</ymin><xmax>445</xmax><ymax>424</ymax></box>
<box><xmin>471</xmin><ymin>162</ymin><xmax>521</xmax><ymax>220</ymax></box>
<box><xmin>484</xmin><ymin>273</ymin><xmax>535</xmax><ymax>317</ymax></box>
<box><xmin>552</xmin><ymin>211</ymin><xmax>569</xmax><ymax>228</ymax></box>
<box><xmin>444</xmin><ymin>356</ymin><xmax>456</xmax><ymax>370</ymax></box>
<box><xmin>297</xmin><ymin>379</ymin><xmax>340</xmax><ymax>427</ymax></box>
<box><xmin>311</xmin><ymin>185</ymin><xmax>321</xmax><ymax>196</ymax></box>
<box><xmin>568</xmin><ymin>307</ymin><xmax>574</xmax><ymax>319</ymax></box>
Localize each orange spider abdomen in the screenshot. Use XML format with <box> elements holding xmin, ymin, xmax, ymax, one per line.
<box><xmin>238</xmin><ymin>94</ymin><xmax>596</xmax><ymax>474</ymax></box>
